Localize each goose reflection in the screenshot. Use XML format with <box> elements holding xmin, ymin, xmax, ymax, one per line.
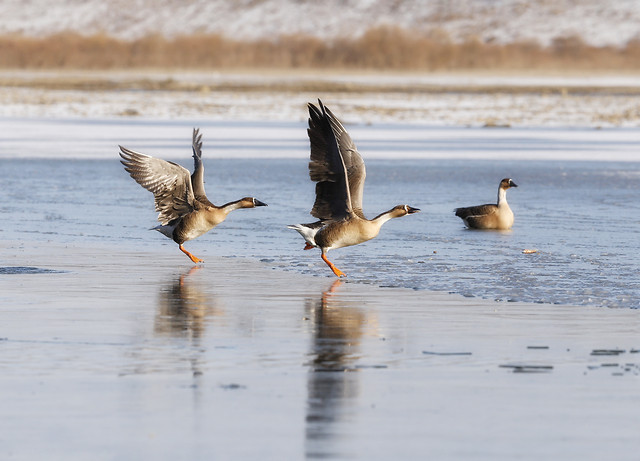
<box><xmin>151</xmin><ymin>266</ymin><xmax>224</xmax><ymax>409</ymax></box>
<box><xmin>305</xmin><ymin>279</ymin><xmax>368</xmax><ymax>458</ymax></box>
<box><xmin>154</xmin><ymin>266</ymin><xmax>224</xmax><ymax>341</ymax></box>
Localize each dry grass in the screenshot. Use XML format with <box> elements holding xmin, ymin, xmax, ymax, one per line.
<box><xmin>1</xmin><ymin>27</ymin><xmax>640</xmax><ymax>71</ymax></box>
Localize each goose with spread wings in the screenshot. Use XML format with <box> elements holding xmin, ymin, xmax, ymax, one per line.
<box><xmin>454</xmin><ymin>178</ymin><xmax>517</xmax><ymax>230</ymax></box>
<box><xmin>119</xmin><ymin>128</ymin><xmax>267</xmax><ymax>264</ymax></box>
<box><xmin>288</xmin><ymin>100</ymin><xmax>420</xmax><ymax>277</ymax></box>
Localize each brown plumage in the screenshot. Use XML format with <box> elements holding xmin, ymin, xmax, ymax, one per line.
<box><xmin>288</xmin><ymin>100</ymin><xmax>420</xmax><ymax>278</ymax></box>
<box><xmin>119</xmin><ymin>128</ymin><xmax>267</xmax><ymax>263</ymax></box>
<box><xmin>454</xmin><ymin>178</ymin><xmax>517</xmax><ymax>230</ymax></box>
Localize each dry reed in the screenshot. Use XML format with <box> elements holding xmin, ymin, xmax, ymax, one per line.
<box><xmin>1</xmin><ymin>27</ymin><xmax>639</xmax><ymax>71</ymax></box>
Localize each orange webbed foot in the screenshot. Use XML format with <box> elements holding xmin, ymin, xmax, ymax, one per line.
<box><xmin>179</xmin><ymin>244</ymin><xmax>204</xmax><ymax>264</ymax></box>
<box><xmin>321</xmin><ymin>253</ymin><xmax>346</xmax><ymax>278</ymax></box>
<box><xmin>188</xmin><ymin>254</ymin><xmax>205</xmax><ymax>264</ymax></box>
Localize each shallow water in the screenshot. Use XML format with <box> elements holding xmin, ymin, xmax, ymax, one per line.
<box><xmin>1</xmin><ymin>118</ymin><xmax>639</xmax><ymax>308</ymax></box>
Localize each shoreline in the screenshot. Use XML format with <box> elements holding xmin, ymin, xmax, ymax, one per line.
<box><xmin>1</xmin><ymin>70</ymin><xmax>640</xmax><ymax>126</ymax></box>
<box><xmin>3</xmin><ymin>68</ymin><xmax>640</xmax><ymax>94</ymax></box>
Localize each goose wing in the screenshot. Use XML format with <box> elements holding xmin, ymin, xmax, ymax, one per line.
<box><xmin>307</xmin><ymin>100</ymin><xmax>364</xmax><ymax>220</ymax></box>
<box><xmin>190</xmin><ymin>128</ymin><xmax>213</xmax><ymax>205</ymax></box>
<box><xmin>322</xmin><ymin>103</ymin><xmax>366</xmax><ymax>219</ymax></box>
<box><xmin>454</xmin><ymin>204</ymin><xmax>497</xmax><ymax>219</ymax></box>
<box><xmin>119</xmin><ymin>146</ymin><xmax>195</xmax><ymax>225</ymax></box>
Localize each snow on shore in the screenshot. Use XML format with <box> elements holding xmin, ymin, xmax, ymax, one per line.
<box><xmin>1</xmin><ymin>0</ymin><xmax>639</xmax><ymax>47</ymax></box>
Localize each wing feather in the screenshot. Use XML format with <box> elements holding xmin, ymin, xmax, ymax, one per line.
<box><xmin>190</xmin><ymin>128</ymin><xmax>210</xmax><ymax>203</ymax></box>
<box><xmin>322</xmin><ymin>104</ymin><xmax>366</xmax><ymax>219</ymax></box>
<box><xmin>454</xmin><ymin>204</ymin><xmax>497</xmax><ymax>219</ymax></box>
<box><xmin>307</xmin><ymin>101</ymin><xmax>356</xmax><ymax>220</ymax></box>
<box><xmin>119</xmin><ymin>146</ymin><xmax>195</xmax><ymax>225</ymax></box>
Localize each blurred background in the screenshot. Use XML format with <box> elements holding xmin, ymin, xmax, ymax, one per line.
<box><xmin>0</xmin><ymin>0</ymin><xmax>639</xmax><ymax>126</ymax></box>
<box><xmin>1</xmin><ymin>0</ymin><xmax>639</xmax><ymax>70</ymax></box>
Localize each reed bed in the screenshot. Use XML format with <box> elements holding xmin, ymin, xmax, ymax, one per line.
<box><xmin>1</xmin><ymin>26</ymin><xmax>639</xmax><ymax>70</ymax></box>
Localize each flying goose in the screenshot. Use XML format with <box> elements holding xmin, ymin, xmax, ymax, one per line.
<box><xmin>288</xmin><ymin>100</ymin><xmax>420</xmax><ymax>277</ymax></box>
<box><xmin>119</xmin><ymin>128</ymin><xmax>267</xmax><ymax>264</ymax></box>
<box><xmin>454</xmin><ymin>178</ymin><xmax>517</xmax><ymax>230</ymax></box>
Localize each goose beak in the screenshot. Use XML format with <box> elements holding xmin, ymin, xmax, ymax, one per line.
<box><xmin>254</xmin><ymin>199</ymin><xmax>268</xmax><ymax>207</ymax></box>
<box><xmin>510</xmin><ymin>182</ymin><xmax>518</xmax><ymax>188</ymax></box>
<box><xmin>407</xmin><ymin>206</ymin><xmax>420</xmax><ymax>214</ymax></box>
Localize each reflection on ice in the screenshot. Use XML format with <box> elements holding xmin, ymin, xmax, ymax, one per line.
<box><xmin>149</xmin><ymin>266</ymin><xmax>224</xmax><ymax>381</ymax></box>
<box><xmin>305</xmin><ymin>280</ymin><xmax>368</xmax><ymax>458</ymax></box>
<box><xmin>306</xmin><ymin>280</ymin><xmax>367</xmax><ymax>373</ymax></box>
<box><xmin>154</xmin><ymin>266</ymin><xmax>224</xmax><ymax>340</ymax></box>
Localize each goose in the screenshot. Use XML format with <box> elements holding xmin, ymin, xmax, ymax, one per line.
<box><xmin>454</xmin><ymin>178</ymin><xmax>517</xmax><ymax>230</ymax></box>
<box><xmin>119</xmin><ymin>128</ymin><xmax>267</xmax><ymax>264</ymax></box>
<box><xmin>288</xmin><ymin>100</ymin><xmax>420</xmax><ymax>277</ymax></box>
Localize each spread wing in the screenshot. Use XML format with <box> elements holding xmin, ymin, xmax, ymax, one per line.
<box><xmin>307</xmin><ymin>100</ymin><xmax>365</xmax><ymax>220</ymax></box>
<box><xmin>119</xmin><ymin>146</ymin><xmax>195</xmax><ymax>225</ymax></box>
<box><xmin>322</xmin><ymin>104</ymin><xmax>366</xmax><ymax>219</ymax></box>
<box><xmin>454</xmin><ymin>204</ymin><xmax>497</xmax><ymax>219</ymax></box>
<box><xmin>190</xmin><ymin>128</ymin><xmax>212</xmax><ymax>204</ymax></box>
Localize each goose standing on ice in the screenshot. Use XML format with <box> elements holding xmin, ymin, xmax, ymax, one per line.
<box><xmin>119</xmin><ymin>128</ymin><xmax>267</xmax><ymax>264</ymax></box>
<box><xmin>454</xmin><ymin>178</ymin><xmax>518</xmax><ymax>230</ymax></box>
<box><xmin>288</xmin><ymin>100</ymin><xmax>420</xmax><ymax>278</ymax></box>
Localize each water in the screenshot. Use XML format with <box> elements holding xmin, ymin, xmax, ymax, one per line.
<box><xmin>1</xmin><ymin>118</ymin><xmax>639</xmax><ymax>308</ymax></box>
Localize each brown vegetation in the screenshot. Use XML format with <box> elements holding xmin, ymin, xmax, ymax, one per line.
<box><xmin>1</xmin><ymin>26</ymin><xmax>639</xmax><ymax>70</ymax></box>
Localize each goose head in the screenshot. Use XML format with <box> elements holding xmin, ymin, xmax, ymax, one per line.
<box><xmin>500</xmin><ymin>178</ymin><xmax>518</xmax><ymax>189</ymax></box>
<box><xmin>391</xmin><ymin>204</ymin><xmax>421</xmax><ymax>218</ymax></box>
<box><xmin>240</xmin><ymin>197</ymin><xmax>268</xmax><ymax>208</ymax></box>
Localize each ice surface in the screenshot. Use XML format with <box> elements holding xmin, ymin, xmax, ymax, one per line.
<box><xmin>1</xmin><ymin>116</ymin><xmax>638</xmax><ymax>161</ymax></box>
<box><xmin>1</xmin><ymin>244</ymin><xmax>640</xmax><ymax>461</ymax></box>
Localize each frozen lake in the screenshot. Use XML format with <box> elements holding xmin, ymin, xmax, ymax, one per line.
<box><xmin>1</xmin><ymin>117</ymin><xmax>638</xmax><ymax>308</ymax></box>
<box><xmin>1</xmin><ymin>116</ymin><xmax>640</xmax><ymax>460</ymax></box>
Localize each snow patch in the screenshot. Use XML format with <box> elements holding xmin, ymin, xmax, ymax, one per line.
<box><xmin>0</xmin><ymin>0</ymin><xmax>638</xmax><ymax>47</ymax></box>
